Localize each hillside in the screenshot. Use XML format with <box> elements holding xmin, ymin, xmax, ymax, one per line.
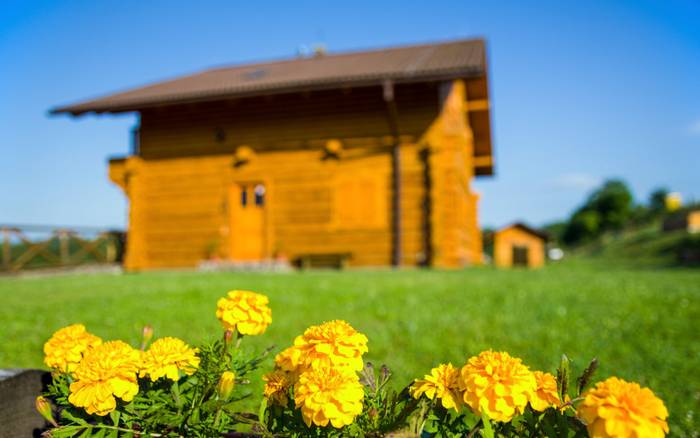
<box><xmin>569</xmin><ymin>221</ymin><xmax>700</xmax><ymax>268</ymax></box>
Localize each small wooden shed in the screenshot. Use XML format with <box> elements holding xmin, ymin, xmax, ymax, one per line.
<box><xmin>51</xmin><ymin>39</ymin><xmax>494</xmax><ymax>270</ymax></box>
<box><xmin>662</xmin><ymin>209</ymin><xmax>700</xmax><ymax>234</ymax></box>
<box><xmin>493</xmin><ymin>223</ymin><xmax>548</xmax><ymax>268</ymax></box>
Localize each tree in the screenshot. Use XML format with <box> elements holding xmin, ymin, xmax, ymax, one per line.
<box><xmin>563</xmin><ymin>209</ymin><xmax>600</xmax><ymax>245</ymax></box>
<box><xmin>648</xmin><ymin>187</ymin><xmax>669</xmax><ymax>215</ymax></box>
<box><xmin>583</xmin><ymin>179</ymin><xmax>633</xmax><ymax>232</ymax></box>
<box><xmin>561</xmin><ymin>179</ymin><xmax>634</xmax><ymax>245</ymax></box>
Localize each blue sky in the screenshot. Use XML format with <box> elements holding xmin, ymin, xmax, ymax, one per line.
<box><xmin>1</xmin><ymin>0</ymin><xmax>698</xmax><ymax>229</ymax></box>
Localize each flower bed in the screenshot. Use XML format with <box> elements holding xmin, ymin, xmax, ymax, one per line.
<box><xmin>37</xmin><ymin>290</ymin><xmax>669</xmax><ymax>437</ymax></box>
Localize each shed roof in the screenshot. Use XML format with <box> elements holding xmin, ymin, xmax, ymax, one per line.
<box><xmin>497</xmin><ymin>223</ymin><xmax>549</xmax><ymax>241</ymax></box>
<box><xmin>50</xmin><ymin>39</ymin><xmax>487</xmax><ymax>115</ymax></box>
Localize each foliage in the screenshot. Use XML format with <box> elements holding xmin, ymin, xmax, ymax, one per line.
<box><xmin>563</xmin><ymin>179</ymin><xmax>634</xmax><ymax>245</ymax></box>
<box><xmin>649</xmin><ymin>187</ymin><xmax>670</xmax><ymax>215</ymax></box>
<box><xmin>573</xmin><ymin>221</ymin><xmax>700</xmax><ymax>268</ymax></box>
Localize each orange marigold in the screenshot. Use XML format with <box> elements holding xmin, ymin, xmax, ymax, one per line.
<box><xmin>43</xmin><ymin>324</ymin><xmax>102</xmax><ymax>373</ymax></box>
<box><xmin>139</xmin><ymin>337</ymin><xmax>200</xmax><ymax>381</ymax></box>
<box><xmin>529</xmin><ymin>371</ymin><xmax>560</xmax><ymax>412</ymax></box>
<box><xmin>294</xmin><ymin>366</ymin><xmax>364</xmax><ymax>428</ymax></box>
<box><xmin>459</xmin><ymin>350</ymin><xmax>536</xmax><ymax>422</ymax></box>
<box><xmin>263</xmin><ymin>369</ymin><xmax>292</xmax><ymax>407</ymax></box>
<box><xmin>288</xmin><ymin>320</ymin><xmax>368</xmax><ymax>373</ymax></box>
<box><xmin>411</xmin><ymin>363</ymin><xmax>462</xmax><ymax>411</ymax></box>
<box><xmin>577</xmin><ymin>377</ymin><xmax>669</xmax><ymax>438</ymax></box>
<box><xmin>68</xmin><ymin>341</ymin><xmax>141</xmax><ymax>416</ymax></box>
<box><xmin>216</xmin><ymin>290</ymin><xmax>272</xmax><ymax>335</ymax></box>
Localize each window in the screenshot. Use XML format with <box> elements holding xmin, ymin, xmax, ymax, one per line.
<box><xmin>239</xmin><ymin>184</ymin><xmax>265</xmax><ymax>208</ymax></box>
<box><xmin>254</xmin><ymin>184</ymin><xmax>266</xmax><ymax>206</ymax></box>
<box><xmin>240</xmin><ymin>186</ymin><xmax>248</xmax><ymax>206</ymax></box>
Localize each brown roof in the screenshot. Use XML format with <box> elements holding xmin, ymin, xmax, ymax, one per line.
<box><xmin>498</xmin><ymin>223</ymin><xmax>550</xmax><ymax>241</ymax></box>
<box><xmin>51</xmin><ymin>39</ymin><xmax>487</xmax><ymax>115</ymax></box>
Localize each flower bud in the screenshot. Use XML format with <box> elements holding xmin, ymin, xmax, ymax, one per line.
<box><xmin>224</xmin><ymin>329</ymin><xmax>234</xmax><ymax>345</ymax></box>
<box><xmin>35</xmin><ymin>396</ymin><xmax>57</xmax><ymax>427</ymax></box>
<box><xmin>140</xmin><ymin>324</ymin><xmax>154</xmax><ymax>350</ymax></box>
<box><xmin>217</xmin><ymin>371</ymin><xmax>236</xmax><ymax>400</ymax></box>
<box><xmin>368</xmin><ymin>408</ymin><xmax>378</xmax><ymax>419</ymax></box>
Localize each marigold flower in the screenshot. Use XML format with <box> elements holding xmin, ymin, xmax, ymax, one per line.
<box><xmin>68</xmin><ymin>340</ymin><xmax>141</xmax><ymax>416</ymax></box>
<box><xmin>217</xmin><ymin>371</ymin><xmax>236</xmax><ymax>400</ymax></box>
<box><xmin>411</xmin><ymin>363</ymin><xmax>462</xmax><ymax>411</ymax></box>
<box><xmin>263</xmin><ymin>369</ymin><xmax>292</xmax><ymax>407</ymax></box>
<box><xmin>274</xmin><ymin>345</ymin><xmax>305</xmax><ymax>373</ymax></box>
<box><xmin>139</xmin><ymin>337</ymin><xmax>200</xmax><ymax>381</ymax></box>
<box><xmin>529</xmin><ymin>371</ymin><xmax>560</xmax><ymax>412</ymax></box>
<box><xmin>577</xmin><ymin>377</ymin><xmax>669</xmax><ymax>438</ymax></box>
<box><xmin>294</xmin><ymin>366</ymin><xmax>364</xmax><ymax>428</ymax></box>
<box><xmin>459</xmin><ymin>350</ymin><xmax>536</xmax><ymax>422</ymax></box>
<box><xmin>43</xmin><ymin>324</ymin><xmax>102</xmax><ymax>373</ymax></box>
<box><xmin>289</xmin><ymin>320</ymin><xmax>368</xmax><ymax>373</ymax></box>
<box><xmin>216</xmin><ymin>290</ymin><xmax>272</xmax><ymax>335</ymax></box>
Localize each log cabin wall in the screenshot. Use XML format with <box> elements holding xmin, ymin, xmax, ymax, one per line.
<box><xmin>109</xmin><ymin>80</ymin><xmax>485</xmax><ymax>270</ymax></box>
<box><xmin>419</xmin><ymin>80</ymin><xmax>483</xmax><ymax>267</ymax></box>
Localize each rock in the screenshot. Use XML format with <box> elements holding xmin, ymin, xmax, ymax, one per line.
<box><xmin>0</xmin><ymin>369</ymin><xmax>51</xmax><ymax>438</ymax></box>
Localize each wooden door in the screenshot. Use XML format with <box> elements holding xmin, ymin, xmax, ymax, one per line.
<box><xmin>512</xmin><ymin>245</ymin><xmax>529</xmax><ymax>267</ymax></box>
<box><xmin>229</xmin><ymin>183</ymin><xmax>266</xmax><ymax>261</ymax></box>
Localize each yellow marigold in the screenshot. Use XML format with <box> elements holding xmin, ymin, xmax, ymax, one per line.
<box><xmin>139</xmin><ymin>337</ymin><xmax>200</xmax><ymax>381</ymax></box>
<box><xmin>216</xmin><ymin>290</ymin><xmax>272</xmax><ymax>335</ymax></box>
<box><xmin>263</xmin><ymin>369</ymin><xmax>292</xmax><ymax>407</ymax></box>
<box><xmin>529</xmin><ymin>371</ymin><xmax>560</xmax><ymax>412</ymax></box>
<box><xmin>68</xmin><ymin>341</ymin><xmax>141</xmax><ymax>416</ymax></box>
<box><xmin>459</xmin><ymin>350</ymin><xmax>536</xmax><ymax>422</ymax></box>
<box><xmin>275</xmin><ymin>345</ymin><xmax>304</xmax><ymax>373</ymax></box>
<box><xmin>43</xmin><ymin>324</ymin><xmax>102</xmax><ymax>373</ymax></box>
<box><xmin>294</xmin><ymin>366</ymin><xmax>364</xmax><ymax>428</ymax></box>
<box><xmin>411</xmin><ymin>363</ymin><xmax>462</xmax><ymax>411</ymax></box>
<box><xmin>289</xmin><ymin>320</ymin><xmax>368</xmax><ymax>373</ymax></box>
<box><xmin>577</xmin><ymin>377</ymin><xmax>669</xmax><ymax>438</ymax></box>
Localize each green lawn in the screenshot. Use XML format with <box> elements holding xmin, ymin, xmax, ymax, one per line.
<box><xmin>0</xmin><ymin>263</ymin><xmax>698</xmax><ymax>436</ymax></box>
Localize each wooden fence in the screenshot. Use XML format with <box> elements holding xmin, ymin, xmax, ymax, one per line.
<box><xmin>0</xmin><ymin>224</ymin><xmax>124</xmax><ymax>272</ymax></box>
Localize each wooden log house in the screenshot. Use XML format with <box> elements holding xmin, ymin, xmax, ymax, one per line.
<box><xmin>52</xmin><ymin>39</ymin><xmax>495</xmax><ymax>270</ymax></box>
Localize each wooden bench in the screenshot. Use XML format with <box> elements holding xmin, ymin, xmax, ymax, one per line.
<box><xmin>296</xmin><ymin>253</ymin><xmax>352</xmax><ymax>269</ymax></box>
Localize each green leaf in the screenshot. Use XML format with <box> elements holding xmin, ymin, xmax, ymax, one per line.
<box><xmin>109</xmin><ymin>410</ymin><xmax>120</xmax><ymax>427</ymax></box>
<box><xmin>541</xmin><ymin>416</ymin><xmax>557</xmax><ymax>438</ymax></box>
<box><xmin>61</xmin><ymin>409</ymin><xmax>88</xmax><ymax>426</ymax></box>
<box><xmin>480</xmin><ymin>412</ymin><xmax>494</xmax><ymax>438</ymax></box>
<box><xmin>556</xmin><ymin>409</ymin><xmax>569</xmax><ymax>438</ymax></box>
<box><xmin>50</xmin><ymin>426</ymin><xmax>85</xmax><ymax>438</ymax></box>
<box><xmin>258</xmin><ymin>397</ymin><xmax>268</xmax><ymax>424</ymax></box>
<box><xmin>90</xmin><ymin>428</ymin><xmax>106</xmax><ymax>438</ymax></box>
<box><xmin>557</xmin><ymin>354</ymin><xmax>571</xmax><ymax>402</ymax></box>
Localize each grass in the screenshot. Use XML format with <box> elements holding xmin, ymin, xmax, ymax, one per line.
<box><xmin>0</xmin><ymin>263</ymin><xmax>698</xmax><ymax>436</ymax></box>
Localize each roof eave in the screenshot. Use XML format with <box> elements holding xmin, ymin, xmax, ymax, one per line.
<box><xmin>50</xmin><ymin>68</ymin><xmax>485</xmax><ymax>117</ymax></box>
